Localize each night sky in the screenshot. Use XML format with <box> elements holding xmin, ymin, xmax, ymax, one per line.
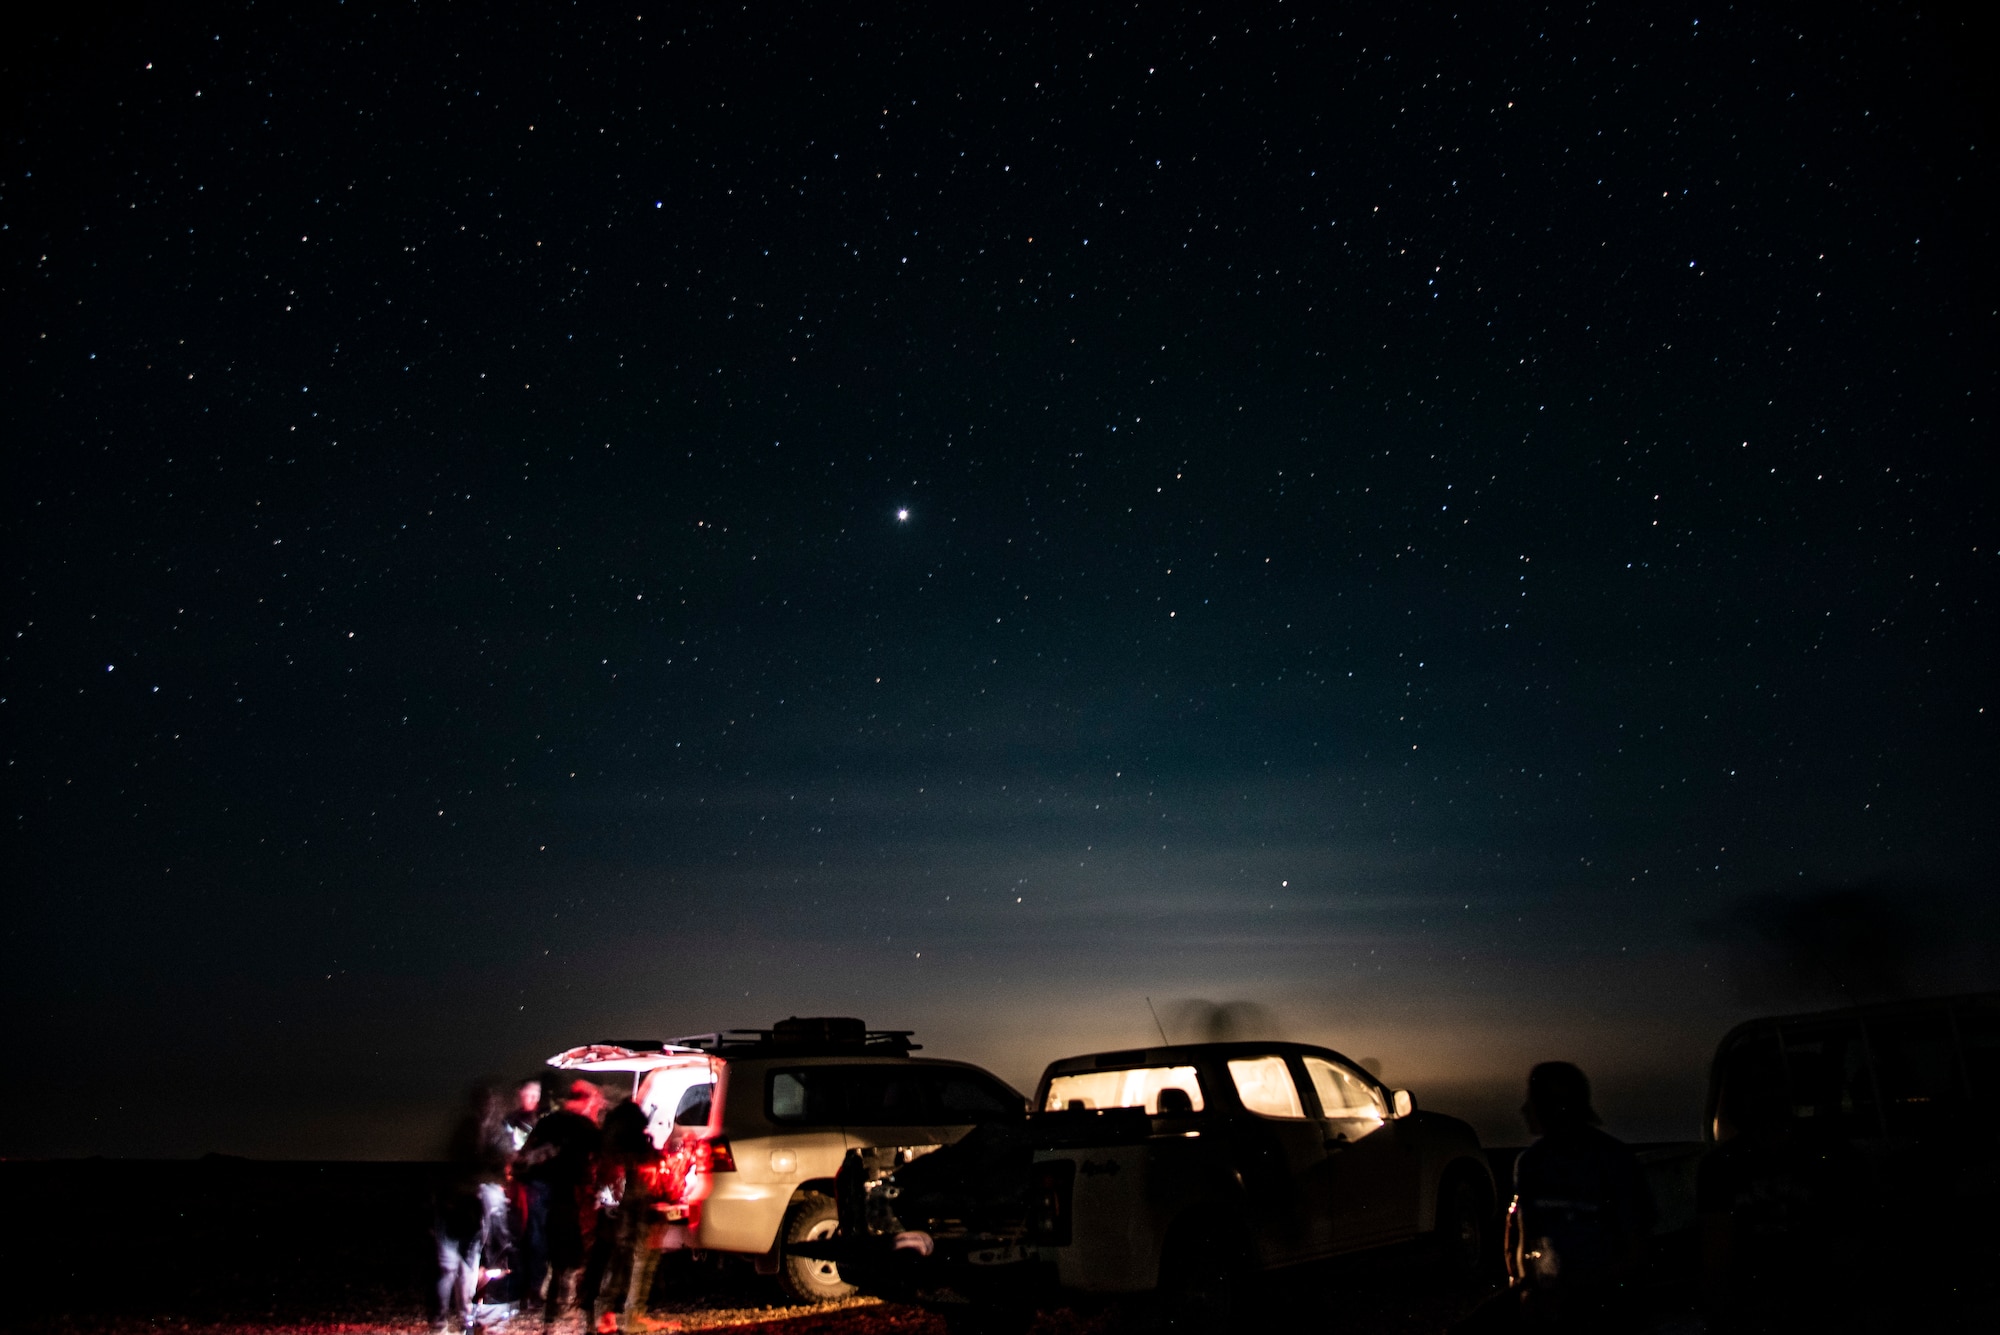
<box><xmin>6</xmin><ymin>2</ymin><xmax>1994</xmax><ymax>1160</ymax></box>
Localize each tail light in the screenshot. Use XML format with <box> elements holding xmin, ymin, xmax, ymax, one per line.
<box><xmin>636</xmin><ymin>1159</ymin><xmax>673</xmax><ymax>1198</ymax></box>
<box><xmin>1028</xmin><ymin>1160</ymin><xmax>1076</xmax><ymax>1245</ymax></box>
<box><xmin>653</xmin><ymin>1134</ymin><xmax>736</xmax><ymax>1218</ymax></box>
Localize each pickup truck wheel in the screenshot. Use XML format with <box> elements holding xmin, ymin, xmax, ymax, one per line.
<box><xmin>776</xmin><ymin>1192</ymin><xmax>855</xmax><ymax>1304</ymax></box>
<box><xmin>1146</xmin><ymin>1226</ymin><xmax>1253</xmax><ymax>1333</ymax></box>
<box><xmin>1432</xmin><ymin>1171</ymin><xmax>1493</xmax><ymax>1281</ymax></box>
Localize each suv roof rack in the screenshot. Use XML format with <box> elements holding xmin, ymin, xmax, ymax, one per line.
<box><xmin>668</xmin><ymin>1015</ymin><xmax>921</xmax><ymax>1057</ymax></box>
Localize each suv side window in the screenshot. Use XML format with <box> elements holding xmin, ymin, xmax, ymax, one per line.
<box><xmin>768</xmin><ymin>1065</ymin><xmax>1022</xmax><ymax>1125</ymax></box>
<box><xmin>842</xmin><ymin>1067</ymin><xmax>931</xmax><ymax>1123</ymax></box>
<box><xmin>1303</xmin><ymin>1056</ymin><xmax>1387</xmax><ymax>1121</ymax></box>
<box><xmin>769</xmin><ymin>1069</ymin><xmax>844</xmax><ymax>1125</ymax></box>
<box><xmin>936</xmin><ymin>1070</ymin><xmax>1023</xmax><ymax>1119</ymax></box>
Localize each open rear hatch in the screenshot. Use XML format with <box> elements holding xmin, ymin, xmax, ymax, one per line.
<box><xmin>547</xmin><ymin>1042</ymin><xmax>727</xmax><ymax>1224</ymax></box>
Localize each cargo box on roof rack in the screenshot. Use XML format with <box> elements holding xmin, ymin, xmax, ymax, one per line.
<box><xmin>668</xmin><ymin>1015</ymin><xmax>920</xmax><ymax>1057</ymax></box>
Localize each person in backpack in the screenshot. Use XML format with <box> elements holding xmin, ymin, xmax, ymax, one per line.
<box><xmin>1505</xmin><ymin>1062</ymin><xmax>1654</xmax><ymax>1329</ymax></box>
<box><xmin>1449</xmin><ymin>1062</ymin><xmax>1654</xmax><ymax>1333</ymax></box>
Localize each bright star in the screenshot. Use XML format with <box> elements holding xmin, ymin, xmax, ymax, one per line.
<box><xmin>896</xmin><ymin>508</ymin><xmax>910</xmax><ymax>522</ymax></box>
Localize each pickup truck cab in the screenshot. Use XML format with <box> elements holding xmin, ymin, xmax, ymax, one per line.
<box><xmin>546</xmin><ymin>1016</ymin><xmax>1025</xmax><ymax>1303</ymax></box>
<box><xmin>827</xmin><ymin>1040</ymin><xmax>1494</xmax><ymax>1325</ymax></box>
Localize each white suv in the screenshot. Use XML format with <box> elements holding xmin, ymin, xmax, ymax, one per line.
<box><xmin>547</xmin><ymin>1016</ymin><xmax>1025</xmax><ymax>1302</ymax></box>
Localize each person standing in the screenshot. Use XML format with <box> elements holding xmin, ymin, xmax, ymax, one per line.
<box><xmin>588</xmin><ymin>1094</ymin><xmax>664</xmax><ymax>1332</ymax></box>
<box><xmin>506</xmin><ymin>1077</ymin><xmax>544</xmax><ymax>1151</ymax></box>
<box><xmin>502</xmin><ymin>1077</ymin><xmax>546</xmax><ymax>1303</ymax></box>
<box><xmin>433</xmin><ymin>1085</ymin><xmax>512</xmax><ymax>1334</ymax></box>
<box><xmin>1448</xmin><ymin>1062</ymin><xmax>1653</xmax><ymax>1333</ymax></box>
<box><xmin>518</xmin><ymin>1079</ymin><xmax>606</xmax><ymax>1326</ymax></box>
<box><xmin>1504</xmin><ymin>1062</ymin><xmax>1654</xmax><ymax>1330</ymax></box>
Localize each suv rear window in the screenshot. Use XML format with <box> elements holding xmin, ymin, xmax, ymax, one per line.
<box><xmin>768</xmin><ymin>1065</ymin><xmax>1022</xmax><ymax>1125</ymax></box>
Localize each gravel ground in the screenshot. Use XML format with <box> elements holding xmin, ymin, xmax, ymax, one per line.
<box><xmin>0</xmin><ymin>1161</ymin><xmax>1504</xmax><ymax>1334</ymax></box>
<box><xmin>5</xmin><ymin>1246</ymin><xmax>1506</xmax><ymax>1335</ymax></box>
<box><xmin>10</xmin><ymin>1162</ymin><xmax>1992</xmax><ymax>1334</ymax></box>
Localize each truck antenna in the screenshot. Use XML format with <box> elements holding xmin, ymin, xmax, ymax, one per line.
<box><xmin>1145</xmin><ymin>996</ymin><xmax>1171</xmax><ymax>1047</ymax></box>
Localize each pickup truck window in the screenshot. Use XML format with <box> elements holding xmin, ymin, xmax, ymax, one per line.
<box><xmin>1044</xmin><ymin>1065</ymin><xmax>1206</xmax><ymax>1113</ymax></box>
<box><xmin>1303</xmin><ymin>1056</ymin><xmax>1386</xmax><ymax>1121</ymax></box>
<box><xmin>1227</xmin><ymin>1056</ymin><xmax>1306</xmax><ymax>1119</ymax></box>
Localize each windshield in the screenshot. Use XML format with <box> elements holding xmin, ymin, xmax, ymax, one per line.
<box><xmin>1044</xmin><ymin>1065</ymin><xmax>1206</xmax><ymax>1113</ymax></box>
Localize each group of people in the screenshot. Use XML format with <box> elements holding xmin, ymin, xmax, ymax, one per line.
<box><xmin>433</xmin><ymin>1075</ymin><xmax>673</xmax><ymax>1334</ymax></box>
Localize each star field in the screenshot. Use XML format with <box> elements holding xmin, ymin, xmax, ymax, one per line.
<box><xmin>3</xmin><ymin>1</ymin><xmax>1993</xmax><ymax>1157</ymax></box>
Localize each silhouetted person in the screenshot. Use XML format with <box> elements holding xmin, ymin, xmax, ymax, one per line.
<box><xmin>434</xmin><ymin>1085</ymin><xmax>512</xmax><ymax>1333</ymax></box>
<box><xmin>502</xmin><ymin>1077</ymin><xmax>545</xmax><ymax>1298</ymax></box>
<box><xmin>1509</xmin><ymin>1062</ymin><xmax>1651</xmax><ymax>1329</ymax></box>
<box><xmin>586</xmin><ymin>1094</ymin><xmax>658</xmax><ymax>1332</ymax></box>
<box><xmin>518</xmin><ymin>1079</ymin><xmax>605</xmax><ymax>1326</ymax></box>
<box><xmin>1450</xmin><ymin>1062</ymin><xmax>1652</xmax><ymax>1333</ymax></box>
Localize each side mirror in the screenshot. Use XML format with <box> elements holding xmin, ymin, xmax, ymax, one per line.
<box><xmin>1390</xmin><ymin>1089</ymin><xmax>1415</xmax><ymax>1118</ymax></box>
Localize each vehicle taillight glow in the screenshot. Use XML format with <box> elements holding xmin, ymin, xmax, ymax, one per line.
<box><xmin>676</xmin><ymin>1135</ymin><xmax>736</xmax><ymax>1205</ymax></box>
<box><xmin>1028</xmin><ymin>1160</ymin><xmax>1076</xmax><ymax>1245</ymax></box>
<box><xmin>636</xmin><ymin>1159</ymin><xmax>673</xmax><ymax>1198</ymax></box>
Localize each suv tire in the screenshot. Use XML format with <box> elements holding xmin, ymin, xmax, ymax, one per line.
<box><xmin>777</xmin><ymin>1191</ymin><xmax>855</xmax><ymax>1304</ymax></box>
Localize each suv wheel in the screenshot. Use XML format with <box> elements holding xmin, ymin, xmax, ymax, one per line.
<box><xmin>777</xmin><ymin>1192</ymin><xmax>855</xmax><ymax>1304</ymax></box>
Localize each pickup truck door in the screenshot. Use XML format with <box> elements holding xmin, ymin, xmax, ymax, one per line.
<box><xmin>1301</xmin><ymin>1056</ymin><xmax>1422</xmax><ymax>1250</ymax></box>
<box><xmin>1223</xmin><ymin>1055</ymin><xmax>1337</xmax><ymax>1264</ymax></box>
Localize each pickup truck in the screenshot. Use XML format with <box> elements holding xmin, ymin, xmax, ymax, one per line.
<box><xmin>815</xmin><ymin>1040</ymin><xmax>1495</xmax><ymax>1330</ymax></box>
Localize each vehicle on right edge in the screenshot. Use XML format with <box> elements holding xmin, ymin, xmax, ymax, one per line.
<box><xmin>820</xmin><ymin>1040</ymin><xmax>1495</xmax><ymax>1328</ymax></box>
<box><xmin>1705</xmin><ymin>989</ymin><xmax>1998</xmax><ymax>1192</ymax></box>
